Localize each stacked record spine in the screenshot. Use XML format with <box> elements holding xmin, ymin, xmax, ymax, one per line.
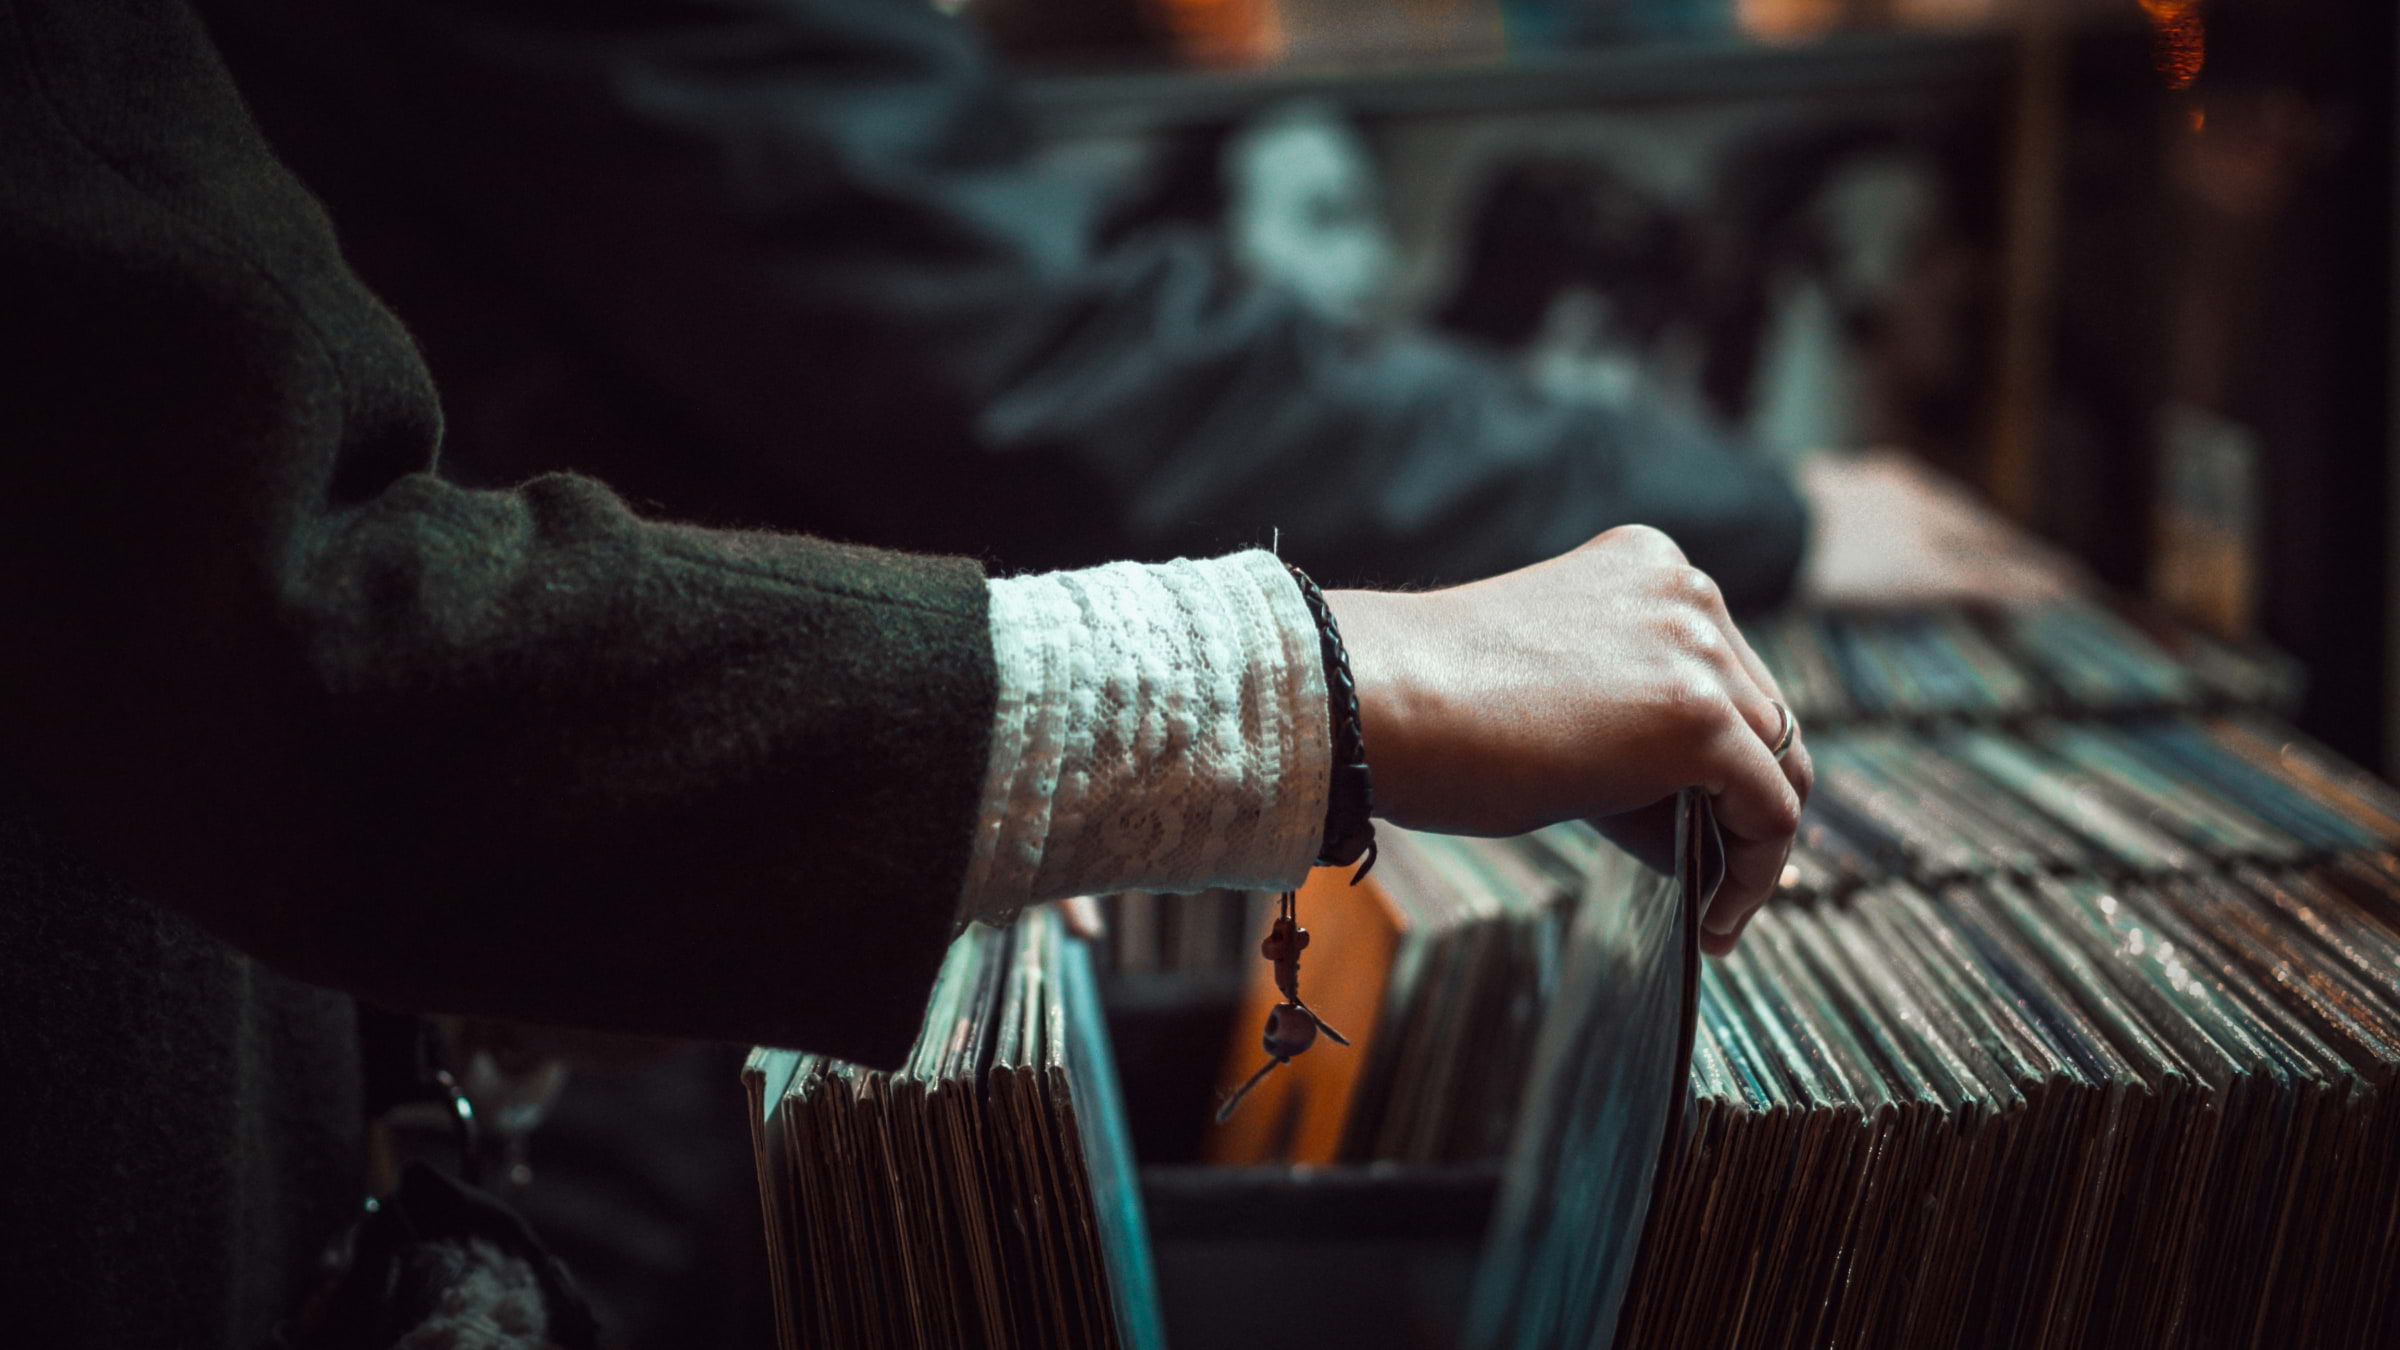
<box><xmin>746</xmin><ymin>909</ymin><xmax>1165</xmax><ymax>1350</ymax></box>
<box><xmin>1448</xmin><ymin>602</ymin><xmax>2400</xmax><ymax>1347</ymax></box>
<box><xmin>1613</xmin><ymin>864</ymin><xmax>2400</xmax><ymax>1350</ymax></box>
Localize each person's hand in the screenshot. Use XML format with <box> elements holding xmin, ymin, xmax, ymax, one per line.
<box><xmin>1327</xmin><ymin>525</ymin><xmax>1809</xmax><ymax>953</ymax></box>
<box><xmin>1798</xmin><ymin>449</ymin><xmax>2077</xmax><ymax>608</ymax></box>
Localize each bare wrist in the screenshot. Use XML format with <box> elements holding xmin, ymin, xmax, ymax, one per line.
<box><xmin>1322</xmin><ymin>588</ymin><xmax>1439</xmax><ymax>829</ymax></box>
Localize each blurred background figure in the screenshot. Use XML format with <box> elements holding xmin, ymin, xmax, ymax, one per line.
<box><xmin>198</xmin><ymin>0</ymin><xmax>1811</xmax><ymax>607</ymax></box>
<box><xmin>1704</xmin><ymin>124</ymin><xmax>1992</xmax><ymax>468</ymax></box>
<box><xmin>1222</xmin><ymin>101</ymin><xmax>1403</xmax><ymax>328</ymax></box>
<box><xmin>1436</xmin><ymin>152</ymin><xmax>1702</xmax><ymax>420</ymax></box>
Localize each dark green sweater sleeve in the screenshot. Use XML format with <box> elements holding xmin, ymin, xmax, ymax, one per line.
<box><xmin>0</xmin><ymin>0</ymin><xmax>992</xmax><ymax>1068</ymax></box>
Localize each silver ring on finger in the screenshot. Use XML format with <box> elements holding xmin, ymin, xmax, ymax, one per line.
<box><xmin>1768</xmin><ymin>700</ymin><xmax>1798</xmax><ymax>762</ymax></box>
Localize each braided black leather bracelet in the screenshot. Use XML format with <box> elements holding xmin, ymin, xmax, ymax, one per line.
<box><xmin>1286</xmin><ymin>563</ymin><xmax>1377</xmax><ymax>881</ymax></box>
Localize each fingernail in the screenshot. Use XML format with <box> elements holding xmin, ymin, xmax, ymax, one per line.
<box><xmin>1705</xmin><ymin>905</ymin><xmax>1742</xmax><ymax>936</ymax></box>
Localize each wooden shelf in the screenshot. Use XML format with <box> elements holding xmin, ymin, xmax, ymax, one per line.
<box><xmin>1019</xmin><ymin>28</ymin><xmax>2013</xmax><ymax>133</ymax></box>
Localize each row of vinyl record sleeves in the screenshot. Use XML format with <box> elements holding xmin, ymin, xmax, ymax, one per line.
<box><xmin>748</xmin><ymin>603</ymin><xmax>2400</xmax><ymax>1349</ymax></box>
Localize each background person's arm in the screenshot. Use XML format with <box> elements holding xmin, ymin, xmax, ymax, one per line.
<box><xmin>196</xmin><ymin>0</ymin><xmax>1809</xmax><ymax>605</ymax></box>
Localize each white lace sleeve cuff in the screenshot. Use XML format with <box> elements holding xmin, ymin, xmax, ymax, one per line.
<box><xmin>956</xmin><ymin>550</ymin><xmax>1331</xmax><ymax>926</ymax></box>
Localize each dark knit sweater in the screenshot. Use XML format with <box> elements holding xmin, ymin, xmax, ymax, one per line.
<box><xmin>0</xmin><ymin>0</ymin><xmax>995</xmax><ymax>1343</ymax></box>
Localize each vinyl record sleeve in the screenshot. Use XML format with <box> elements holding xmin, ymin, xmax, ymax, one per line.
<box><xmin>1465</xmin><ymin>789</ymin><xmax>1724</xmax><ymax>1350</ymax></box>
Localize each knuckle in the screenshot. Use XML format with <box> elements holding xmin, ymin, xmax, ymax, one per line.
<box><xmin>1604</xmin><ymin>523</ymin><xmax>1684</xmax><ymax>563</ymax></box>
<box><xmin>1656</xmin><ymin>668</ymin><xmax>1733</xmax><ymax>733</ymax></box>
<box><xmin>1677</xmin><ymin>565</ymin><xmax>1724</xmax><ymax>608</ymax></box>
<box><xmin>1684</xmin><ymin>613</ymin><xmax>1728</xmax><ymax>661</ymax></box>
<box><xmin>1655</xmin><ymin>610</ymin><xmax>1725</xmax><ymax>662</ymax></box>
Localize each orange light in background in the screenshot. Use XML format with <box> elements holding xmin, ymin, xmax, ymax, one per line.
<box><xmin>1155</xmin><ymin>0</ymin><xmax>1284</xmax><ymax>67</ymax></box>
<box><xmin>2138</xmin><ymin>0</ymin><xmax>2206</xmax><ymax>90</ymax></box>
<box><xmin>1738</xmin><ymin>0</ymin><xmax>1844</xmax><ymax>42</ymax></box>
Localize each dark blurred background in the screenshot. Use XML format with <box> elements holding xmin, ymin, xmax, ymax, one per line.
<box><xmin>978</xmin><ymin>0</ymin><xmax>2398</xmax><ymax>778</ymax></box>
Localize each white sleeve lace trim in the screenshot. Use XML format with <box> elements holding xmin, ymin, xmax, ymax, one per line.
<box><xmin>956</xmin><ymin>550</ymin><xmax>1331</xmax><ymax>926</ymax></box>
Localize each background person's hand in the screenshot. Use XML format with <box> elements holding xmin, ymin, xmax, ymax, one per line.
<box><xmin>1327</xmin><ymin>525</ymin><xmax>1808</xmax><ymax>952</ymax></box>
<box><xmin>1797</xmin><ymin>448</ymin><xmax>2078</xmax><ymax>608</ymax></box>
